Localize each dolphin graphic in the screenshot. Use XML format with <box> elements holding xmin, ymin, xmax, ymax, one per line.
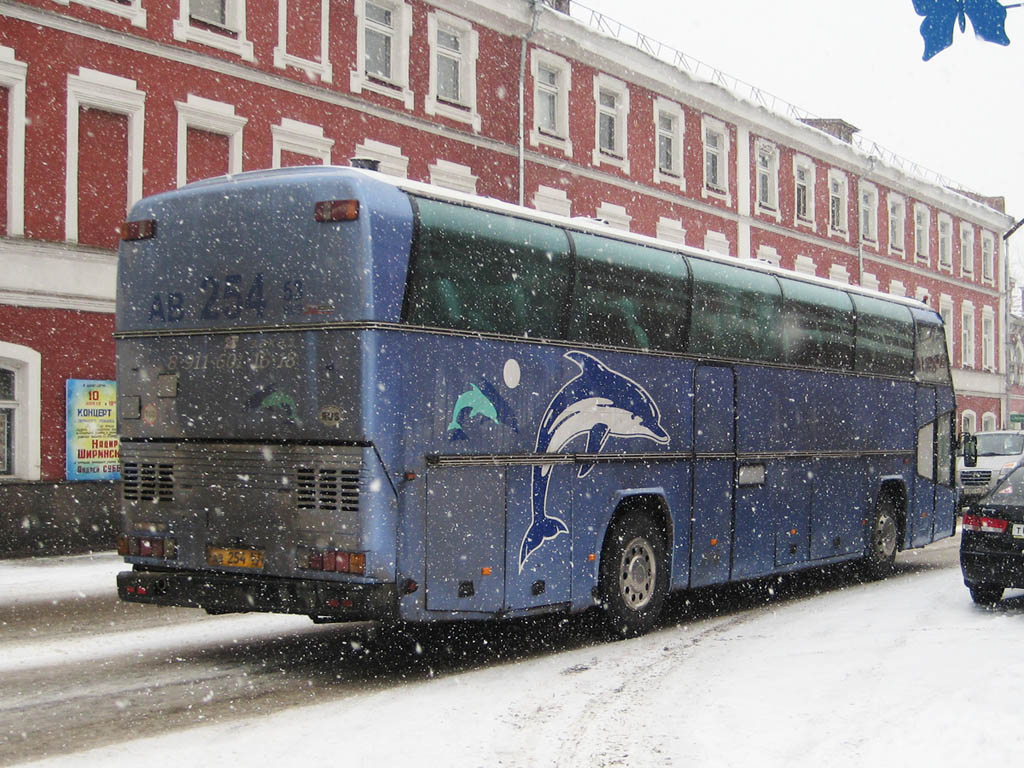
<box><xmin>447</xmin><ymin>384</ymin><xmax>499</xmax><ymax>432</ymax></box>
<box><xmin>519</xmin><ymin>351</ymin><xmax>670</xmax><ymax>571</ymax></box>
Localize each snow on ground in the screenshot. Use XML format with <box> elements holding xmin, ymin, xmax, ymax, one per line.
<box><xmin>0</xmin><ymin>552</ymin><xmax>123</xmax><ymax>605</ymax></box>
<box><xmin>7</xmin><ymin>541</ymin><xmax>1024</xmax><ymax>767</ymax></box>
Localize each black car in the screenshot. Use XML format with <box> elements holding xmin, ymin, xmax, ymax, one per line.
<box><xmin>961</xmin><ymin>464</ymin><xmax>1024</xmax><ymax>604</ymax></box>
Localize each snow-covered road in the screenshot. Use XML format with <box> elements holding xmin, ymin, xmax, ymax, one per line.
<box><xmin>2</xmin><ymin>536</ymin><xmax>1021</xmax><ymax>767</ymax></box>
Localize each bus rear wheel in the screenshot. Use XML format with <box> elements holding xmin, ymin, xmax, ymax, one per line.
<box><xmin>599</xmin><ymin>511</ymin><xmax>668</xmax><ymax>638</ymax></box>
<box><xmin>861</xmin><ymin>493</ymin><xmax>900</xmax><ymax>580</ymax></box>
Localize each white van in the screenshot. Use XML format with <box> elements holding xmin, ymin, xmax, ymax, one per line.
<box><xmin>957</xmin><ymin>430</ymin><xmax>1024</xmax><ymax>509</ymax></box>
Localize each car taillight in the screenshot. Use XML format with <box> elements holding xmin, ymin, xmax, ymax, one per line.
<box><xmin>120</xmin><ymin>219</ymin><xmax>156</xmax><ymax>241</ymax></box>
<box><xmin>962</xmin><ymin>514</ymin><xmax>1009</xmax><ymax>533</ymax></box>
<box><xmin>296</xmin><ymin>547</ymin><xmax>366</xmax><ymax>575</ymax></box>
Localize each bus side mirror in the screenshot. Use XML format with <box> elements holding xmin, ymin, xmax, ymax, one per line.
<box><xmin>962</xmin><ymin>433</ymin><xmax>978</xmax><ymax>468</ymax></box>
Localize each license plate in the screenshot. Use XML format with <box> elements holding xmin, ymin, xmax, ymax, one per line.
<box><xmin>1013</xmin><ymin>524</ymin><xmax>1024</xmax><ymax>539</ymax></box>
<box><xmin>207</xmin><ymin>546</ymin><xmax>265</xmax><ymax>570</ymax></box>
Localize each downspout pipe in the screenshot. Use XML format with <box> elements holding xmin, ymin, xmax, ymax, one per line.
<box><xmin>519</xmin><ymin>0</ymin><xmax>542</xmax><ymax>207</ymax></box>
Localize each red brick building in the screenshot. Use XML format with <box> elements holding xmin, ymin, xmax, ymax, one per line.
<box><xmin>0</xmin><ymin>0</ymin><xmax>1013</xmax><ymax>550</ymax></box>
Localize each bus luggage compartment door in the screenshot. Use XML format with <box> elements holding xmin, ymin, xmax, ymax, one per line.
<box><xmin>425</xmin><ymin>467</ymin><xmax>505</xmax><ymax>613</ymax></box>
<box><xmin>691</xmin><ymin>366</ymin><xmax>736</xmax><ymax>588</ymax></box>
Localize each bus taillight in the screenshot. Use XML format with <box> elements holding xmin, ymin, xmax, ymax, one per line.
<box><xmin>120</xmin><ymin>219</ymin><xmax>156</xmax><ymax>241</ymax></box>
<box><xmin>297</xmin><ymin>547</ymin><xmax>366</xmax><ymax>575</ymax></box>
<box><xmin>314</xmin><ymin>199</ymin><xmax>359</xmax><ymax>223</ymax></box>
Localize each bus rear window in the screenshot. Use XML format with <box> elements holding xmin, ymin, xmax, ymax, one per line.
<box><xmin>404</xmin><ymin>198</ymin><xmax>572</xmax><ymax>338</ymax></box>
<box><xmin>570</xmin><ymin>233</ymin><xmax>689</xmax><ymax>352</ymax></box>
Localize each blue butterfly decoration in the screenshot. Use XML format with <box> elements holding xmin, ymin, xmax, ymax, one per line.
<box><xmin>913</xmin><ymin>0</ymin><xmax>1012</xmax><ymax>60</ymax></box>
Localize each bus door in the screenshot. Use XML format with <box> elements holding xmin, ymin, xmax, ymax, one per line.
<box><xmin>425</xmin><ymin>467</ymin><xmax>506</xmax><ymax>613</ymax></box>
<box><xmin>911</xmin><ymin>386</ymin><xmax>938</xmax><ymax>546</ymax></box>
<box><xmin>691</xmin><ymin>365</ymin><xmax>736</xmax><ymax>587</ymax></box>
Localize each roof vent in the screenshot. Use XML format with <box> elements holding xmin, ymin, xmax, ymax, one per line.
<box><xmin>350</xmin><ymin>157</ymin><xmax>381</xmax><ymax>172</ymax></box>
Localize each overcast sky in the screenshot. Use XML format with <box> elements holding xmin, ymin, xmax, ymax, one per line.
<box><xmin>571</xmin><ymin>0</ymin><xmax>1024</xmax><ymax>268</ymax></box>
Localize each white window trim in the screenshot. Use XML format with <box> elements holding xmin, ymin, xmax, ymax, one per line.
<box><xmin>65</xmin><ymin>68</ymin><xmax>145</xmax><ymax>244</ymax></box>
<box><xmin>271</xmin><ymin>118</ymin><xmax>334</xmax><ymax>167</ymax></box>
<box><xmin>794</xmin><ymin>254</ymin><xmax>816</xmax><ymax>276</ymax></box>
<box><xmin>915</xmin><ymin>286</ymin><xmax>930</xmax><ymax>304</ymax></box>
<box><xmin>274</xmin><ymin>0</ymin><xmax>333</xmax><ymax>83</ymax></box>
<box><xmin>532</xmin><ymin>185</ymin><xmax>571</xmax><ymax>218</ymax></box>
<box><xmin>173</xmin><ymin>0</ymin><xmax>254</xmax><ymax>61</ymax></box>
<box><xmin>175</xmin><ymin>94</ymin><xmax>247</xmax><ymax>188</ymax></box>
<box><xmin>829</xmin><ymin>264</ymin><xmax>850</xmax><ymax>284</ymax></box>
<box><xmin>530</xmin><ymin>49</ymin><xmax>572</xmax><ymax>158</ymax></box>
<box><xmin>937</xmin><ymin>213</ymin><xmax>953</xmax><ymax>272</ymax></box>
<box><xmin>939</xmin><ymin>294</ymin><xmax>954</xmax><ymax>362</ymax></box>
<box><xmin>353</xmin><ymin>138</ymin><xmax>409</xmax><ymax>178</ymax></box>
<box><xmin>350</xmin><ymin>0</ymin><xmax>413</xmax><ymax>109</ymax></box>
<box><xmin>914</xmin><ymin>203</ymin><xmax>931</xmax><ymax>263</ymax></box>
<box><xmin>701</xmin><ymin>115</ymin><xmax>730</xmax><ymax>204</ymax></box>
<box><xmin>429</xmin><ymin>159</ymin><xmax>477</xmax><ymax>194</ymax></box>
<box><xmin>704</xmin><ymin>230</ymin><xmax>730</xmax><ymax>256</ymax></box>
<box><xmin>982</xmin><ymin>412</ymin><xmax>998</xmax><ymax>432</ymax></box>
<box><xmin>0</xmin><ymin>341</ymin><xmax>41</xmax><ymax>482</ymax></box>
<box><xmin>859</xmin><ymin>180</ymin><xmax>878</xmax><ymax>246</ymax></box>
<box><xmin>983</xmin><ymin>306</ymin><xmax>996</xmax><ymax>371</ymax></box>
<box><xmin>52</xmin><ymin>0</ymin><xmax>147</xmax><ymax>27</ymax></box>
<box><xmin>653</xmin><ymin>98</ymin><xmax>684</xmax><ymax>190</ymax></box>
<box><xmin>656</xmin><ymin>216</ymin><xmax>686</xmax><ymax>246</ymax></box>
<box><xmin>425</xmin><ymin>11</ymin><xmax>480</xmax><ymax>132</ymax></box>
<box><xmin>888</xmin><ymin>193</ymin><xmax>906</xmax><ymax>257</ymax></box>
<box><xmin>962</xmin><ymin>300</ymin><xmax>975</xmax><ymax>368</ymax></box>
<box><xmin>595</xmin><ymin>202</ymin><xmax>631</xmax><ymax>232</ymax></box>
<box><xmin>962</xmin><ymin>410</ymin><xmax>977</xmax><ymax>434</ymax></box>
<box><xmin>889</xmin><ymin>279</ymin><xmax>906</xmax><ymax>297</ymax></box>
<box><xmin>0</xmin><ymin>46</ymin><xmax>27</xmax><ymax>238</ymax></box>
<box><xmin>960</xmin><ymin>222</ymin><xmax>975</xmax><ymax>277</ymax></box>
<box><xmin>861</xmin><ymin>272</ymin><xmax>880</xmax><ymax>292</ymax></box>
<box><xmin>827</xmin><ymin>168</ymin><xmax>848</xmax><ymax>240</ymax></box>
<box><xmin>981</xmin><ymin>230</ymin><xmax>996</xmax><ymax>285</ymax></box>
<box><xmin>793</xmin><ymin>154</ymin><xmax>815</xmax><ymax>230</ymax></box>
<box><xmin>754</xmin><ymin>138</ymin><xmax>779</xmax><ymax>220</ymax></box>
<box><xmin>592</xmin><ymin>73</ymin><xmax>629</xmax><ymax>174</ymax></box>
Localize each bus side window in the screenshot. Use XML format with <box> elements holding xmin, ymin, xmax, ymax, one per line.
<box><xmin>851</xmin><ymin>295</ymin><xmax>914</xmax><ymax>377</ymax></box>
<box><xmin>779</xmin><ymin>278</ymin><xmax>854</xmax><ymax>369</ymax></box>
<box><xmin>570</xmin><ymin>233</ymin><xmax>689</xmax><ymax>352</ymax></box>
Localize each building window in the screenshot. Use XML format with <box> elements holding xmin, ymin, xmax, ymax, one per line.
<box><xmin>595</xmin><ymin>202</ymin><xmax>631</xmax><ymax>232</ymax></box>
<box><xmin>940</xmin><ymin>294</ymin><xmax>954</xmax><ymax>362</ymax></box>
<box><xmin>175</xmin><ymin>94</ymin><xmax>247</xmax><ymax>187</ymax></box>
<box><xmin>271</xmin><ymin>118</ymin><xmax>334</xmax><ymax>167</ymax></box>
<box><xmin>530</xmin><ymin>50</ymin><xmax>572</xmax><ymax>156</ymax></box>
<box><xmin>426</xmin><ymin>12</ymin><xmax>480</xmax><ymax>130</ymax></box>
<box><xmin>793</xmin><ymin>155</ymin><xmax>814</xmax><ymax>227</ymax></box>
<box><xmin>859</xmin><ymin>182</ymin><xmax>878</xmax><ymax>244</ymax></box>
<box><xmin>354</xmin><ymin>138</ymin><xmax>408</xmax><ymax>178</ymax></box>
<box><xmin>982</xmin><ymin>231</ymin><xmax>995</xmax><ymax>284</ymax></box>
<box><xmin>702</xmin><ymin>116</ymin><xmax>729</xmax><ymax>201</ymax></box>
<box><xmin>656</xmin><ymin>216</ymin><xmax>686</xmax><ymax>245</ymax></box>
<box><xmin>704</xmin><ymin>230</ymin><xmax>730</xmax><ymax>255</ymax></box>
<box><xmin>914</xmin><ymin>204</ymin><xmax>930</xmax><ymax>263</ymax></box>
<box><xmin>429</xmin><ymin>158</ymin><xmax>477</xmax><ymax>194</ymax></box>
<box><xmin>53</xmin><ymin>0</ymin><xmax>147</xmax><ymax>27</ymax></box>
<box><xmin>982</xmin><ymin>413</ymin><xmax>998</xmax><ymax>431</ymax></box>
<box><xmin>888</xmin><ymin>193</ymin><xmax>905</xmax><ymax>255</ymax></box>
<box><xmin>532</xmin><ymin>185</ymin><xmax>571</xmax><ymax>218</ymax></box>
<box><xmin>173</xmin><ymin>0</ymin><xmax>254</xmax><ymax>61</ymax></box>
<box><xmin>962</xmin><ymin>301</ymin><xmax>975</xmax><ymax>368</ymax></box>
<box><xmin>653</xmin><ymin>98</ymin><xmax>684</xmax><ymax>189</ymax></box>
<box><xmin>755</xmin><ymin>139</ymin><xmax>778</xmax><ymax>216</ymax></box>
<box><xmin>938</xmin><ymin>215</ymin><xmax>953</xmax><ymax>270</ymax></box>
<box><xmin>592</xmin><ymin>74</ymin><xmax>629</xmax><ymax>172</ymax></box>
<box><xmin>0</xmin><ymin>342</ymin><xmax>40</xmax><ymax>481</ymax></box>
<box><xmin>960</xmin><ymin>223</ymin><xmax>975</xmax><ymax>277</ymax></box>
<box><xmin>983</xmin><ymin>308</ymin><xmax>995</xmax><ymax>371</ymax></box>
<box><xmin>274</xmin><ymin>0</ymin><xmax>333</xmax><ymax>83</ymax></box>
<box><xmin>828</xmin><ymin>170</ymin><xmax>848</xmax><ymax>237</ymax></box>
<box><xmin>350</xmin><ymin>0</ymin><xmax>412</xmax><ymax>107</ymax></box>
<box><xmin>962</xmin><ymin>410</ymin><xmax>977</xmax><ymax>434</ymax></box>
<box><xmin>0</xmin><ymin>47</ymin><xmax>27</xmax><ymax>238</ymax></box>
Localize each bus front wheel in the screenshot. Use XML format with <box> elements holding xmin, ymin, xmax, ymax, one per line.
<box><xmin>599</xmin><ymin>511</ymin><xmax>669</xmax><ymax>638</ymax></box>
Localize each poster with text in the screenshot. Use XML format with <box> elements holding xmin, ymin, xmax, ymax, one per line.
<box><xmin>66</xmin><ymin>379</ymin><xmax>120</xmax><ymax>481</ymax></box>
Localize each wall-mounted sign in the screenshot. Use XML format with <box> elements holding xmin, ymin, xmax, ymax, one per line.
<box><xmin>66</xmin><ymin>379</ymin><xmax>120</xmax><ymax>481</ymax></box>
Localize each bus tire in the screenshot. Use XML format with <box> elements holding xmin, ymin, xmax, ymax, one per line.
<box><xmin>599</xmin><ymin>511</ymin><xmax>669</xmax><ymax>638</ymax></box>
<box><xmin>861</xmin><ymin>493</ymin><xmax>900</xmax><ymax>580</ymax></box>
<box><xmin>969</xmin><ymin>583</ymin><xmax>1004</xmax><ymax>606</ymax></box>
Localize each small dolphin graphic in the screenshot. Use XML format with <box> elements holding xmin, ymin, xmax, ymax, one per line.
<box><xmin>448</xmin><ymin>384</ymin><xmax>499</xmax><ymax>432</ymax></box>
<box><xmin>519</xmin><ymin>351</ymin><xmax>669</xmax><ymax>571</ymax></box>
<box><xmin>245</xmin><ymin>386</ymin><xmax>297</xmax><ymax>422</ymax></box>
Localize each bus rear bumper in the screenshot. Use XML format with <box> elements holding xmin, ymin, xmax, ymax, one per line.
<box><xmin>117</xmin><ymin>568</ymin><xmax>398</xmax><ymax>621</ymax></box>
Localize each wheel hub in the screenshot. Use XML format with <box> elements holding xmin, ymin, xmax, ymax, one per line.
<box><xmin>619</xmin><ymin>537</ymin><xmax>656</xmax><ymax>610</ymax></box>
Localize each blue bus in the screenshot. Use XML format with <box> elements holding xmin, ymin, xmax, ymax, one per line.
<box><xmin>116</xmin><ymin>166</ymin><xmax>957</xmax><ymax>636</ymax></box>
